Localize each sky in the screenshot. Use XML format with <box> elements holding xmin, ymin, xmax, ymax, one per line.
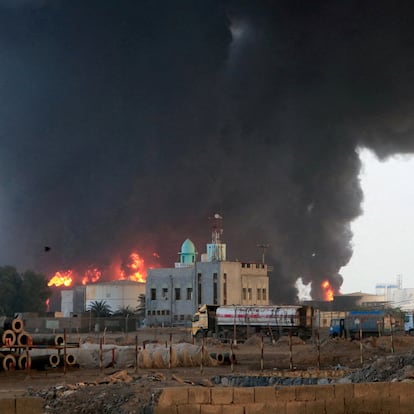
<box><xmin>340</xmin><ymin>149</ymin><xmax>414</xmax><ymax>294</ymax></box>
<box><xmin>1</xmin><ymin>1</ymin><xmax>414</xmax><ymax>303</ymax></box>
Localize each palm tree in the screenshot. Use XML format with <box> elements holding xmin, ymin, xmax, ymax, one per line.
<box><xmin>113</xmin><ymin>305</ymin><xmax>136</xmax><ymax>317</ymax></box>
<box><xmin>87</xmin><ymin>300</ymin><xmax>112</xmax><ymax>317</ymax></box>
<box><xmin>136</xmin><ymin>294</ymin><xmax>146</xmax><ymax>319</ymax></box>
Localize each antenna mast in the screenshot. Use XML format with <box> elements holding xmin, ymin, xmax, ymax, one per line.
<box><xmin>257</xmin><ymin>243</ymin><xmax>269</xmax><ymax>264</ymax></box>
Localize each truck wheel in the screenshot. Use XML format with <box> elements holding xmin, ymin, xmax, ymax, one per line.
<box><xmin>195</xmin><ymin>330</ymin><xmax>204</xmax><ymax>339</ymax></box>
<box><xmin>410</xmin><ymin>330</ymin><xmax>414</xmax><ymax>336</ymax></box>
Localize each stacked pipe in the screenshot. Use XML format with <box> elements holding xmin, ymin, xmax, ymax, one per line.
<box><xmin>0</xmin><ymin>317</ymin><xmax>24</xmax><ymax>347</ymax></box>
<box><xmin>0</xmin><ymin>316</ymin><xmax>78</xmax><ymax>370</ymax></box>
<box><xmin>30</xmin><ymin>354</ymin><xmax>60</xmax><ymax>370</ymax></box>
<box><xmin>0</xmin><ymin>352</ymin><xmax>16</xmax><ymax>371</ymax></box>
<box><xmin>16</xmin><ymin>332</ymin><xmax>65</xmax><ymax>347</ymax></box>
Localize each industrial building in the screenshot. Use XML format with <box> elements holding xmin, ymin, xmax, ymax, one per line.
<box><xmin>85</xmin><ymin>280</ymin><xmax>145</xmax><ymax>314</ymax></box>
<box><xmin>145</xmin><ymin>214</ymin><xmax>270</xmax><ymax>327</ymax></box>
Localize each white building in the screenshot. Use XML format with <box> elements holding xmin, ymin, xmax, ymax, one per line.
<box><xmin>145</xmin><ymin>214</ymin><xmax>270</xmax><ymax>327</ymax></box>
<box><xmin>85</xmin><ymin>280</ymin><xmax>145</xmax><ymax>313</ymax></box>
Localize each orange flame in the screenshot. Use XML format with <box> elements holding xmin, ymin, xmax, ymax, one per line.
<box><xmin>48</xmin><ymin>270</ymin><xmax>73</xmax><ymax>287</ymax></box>
<box><xmin>321</xmin><ymin>280</ymin><xmax>334</xmax><ymax>301</ymax></box>
<box><xmin>48</xmin><ymin>250</ymin><xmax>160</xmax><ymax>287</ymax></box>
<box><xmin>82</xmin><ymin>267</ymin><xmax>102</xmax><ymax>285</ymax></box>
<box><xmin>123</xmin><ymin>251</ymin><xmax>146</xmax><ymax>283</ymax></box>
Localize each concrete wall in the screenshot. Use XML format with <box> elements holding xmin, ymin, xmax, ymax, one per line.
<box><xmin>154</xmin><ymin>382</ymin><xmax>414</xmax><ymax>413</ymax></box>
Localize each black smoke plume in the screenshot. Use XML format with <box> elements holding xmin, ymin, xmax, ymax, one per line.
<box><xmin>1</xmin><ymin>1</ymin><xmax>414</xmax><ymax>301</ymax></box>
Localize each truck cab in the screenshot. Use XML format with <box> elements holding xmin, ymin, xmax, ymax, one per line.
<box><xmin>330</xmin><ymin>318</ymin><xmax>346</xmax><ymax>338</ymax></box>
<box><xmin>191</xmin><ymin>304</ymin><xmax>218</xmax><ymax>338</ymax></box>
<box><xmin>404</xmin><ymin>312</ymin><xmax>414</xmax><ymax>335</ymax></box>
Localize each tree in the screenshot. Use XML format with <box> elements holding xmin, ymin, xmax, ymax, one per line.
<box><xmin>0</xmin><ymin>266</ymin><xmax>50</xmax><ymax>316</ymax></box>
<box><xmin>19</xmin><ymin>270</ymin><xmax>51</xmax><ymax>315</ymax></box>
<box><xmin>87</xmin><ymin>300</ymin><xmax>112</xmax><ymax>317</ymax></box>
<box><xmin>136</xmin><ymin>294</ymin><xmax>146</xmax><ymax>319</ymax></box>
<box><xmin>112</xmin><ymin>305</ymin><xmax>136</xmax><ymax>317</ymax></box>
<box><xmin>0</xmin><ymin>266</ymin><xmax>21</xmax><ymax>316</ymax></box>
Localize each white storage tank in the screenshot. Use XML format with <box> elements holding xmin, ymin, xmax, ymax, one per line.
<box><xmin>85</xmin><ymin>280</ymin><xmax>145</xmax><ymax>313</ymax></box>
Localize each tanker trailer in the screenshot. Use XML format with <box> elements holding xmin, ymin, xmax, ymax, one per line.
<box><xmin>192</xmin><ymin>304</ymin><xmax>314</xmax><ymax>342</ymax></box>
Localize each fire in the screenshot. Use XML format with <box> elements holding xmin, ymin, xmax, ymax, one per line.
<box><xmin>321</xmin><ymin>280</ymin><xmax>334</xmax><ymax>301</ymax></box>
<box><xmin>48</xmin><ymin>250</ymin><xmax>160</xmax><ymax>287</ymax></box>
<box><xmin>82</xmin><ymin>267</ymin><xmax>102</xmax><ymax>285</ymax></box>
<box><xmin>123</xmin><ymin>251</ymin><xmax>146</xmax><ymax>283</ymax></box>
<box><xmin>48</xmin><ymin>270</ymin><xmax>74</xmax><ymax>287</ymax></box>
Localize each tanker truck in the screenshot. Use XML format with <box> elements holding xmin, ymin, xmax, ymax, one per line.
<box><xmin>191</xmin><ymin>304</ymin><xmax>314</xmax><ymax>341</ymax></box>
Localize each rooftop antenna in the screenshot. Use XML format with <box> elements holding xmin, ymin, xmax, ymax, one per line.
<box><xmin>257</xmin><ymin>243</ymin><xmax>269</xmax><ymax>264</ymax></box>
<box><xmin>211</xmin><ymin>213</ymin><xmax>223</xmax><ymax>244</ymax></box>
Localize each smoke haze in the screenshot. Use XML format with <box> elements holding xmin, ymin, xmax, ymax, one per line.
<box><xmin>1</xmin><ymin>1</ymin><xmax>414</xmax><ymax>301</ymax></box>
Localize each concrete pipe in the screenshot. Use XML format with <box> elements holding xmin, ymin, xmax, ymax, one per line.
<box><xmin>17</xmin><ymin>331</ymin><xmax>32</xmax><ymax>347</ymax></box>
<box><xmin>17</xmin><ymin>353</ymin><xmax>31</xmax><ymax>370</ymax></box>
<box><xmin>209</xmin><ymin>352</ymin><xmax>225</xmax><ymax>364</ymax></box>
<box><xmin>222</xmin><ymin>352</ymin><xmax>237</xmax><ymax>365</ymax></box>
<box><xmin>0</xmin><ymin>354</ymin><xmax>16</xmax><ymax>371</ymax></box>
<box><xmin>65</xmin><ymin>353</ymin><xmax>77</xmax><ymax>366</ymax></box>
<box><xmin>11</xmin><ymin>318</ymin><xmax>24</xmax><ymax>334</ymax></box>
<box><xmin>1</xmin><ymin>329</ymin><xmax>16</xmax><ymax>347</ymax></box>
<box><xmin>30</xmin><ymin>334</ymin><xmax>65</xmax><ymax>346</ymax></box>
<box><xmin>30</xmin><ymin>354</ymin><xmax>60</xmax><ymax>370</ymax></box>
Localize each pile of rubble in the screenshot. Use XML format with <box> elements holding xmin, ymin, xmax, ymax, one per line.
<box><xmin>32</xmin><ymin>370</ymin><xmax>158</xmax><ymax>414</ymax></box>
<box><xmin>341</xmin><ymin>352</ymin><xmax>414</xmax><ymax>383</ymax></box>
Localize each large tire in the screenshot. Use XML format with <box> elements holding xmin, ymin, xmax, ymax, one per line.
<box><xmin>195</xmin><ymin>330</ymin><xmax>204</xmax><ymax>339</ymax></box>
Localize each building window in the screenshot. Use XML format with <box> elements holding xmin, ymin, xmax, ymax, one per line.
<box><xmin>162</xmin><ymin>288</ymin><xmax>168</xmax><ymax>298</ymax></box>
<box><xmin>257</xmin><ymin>288</ymin><xmax>261</xmax><ymax>300</ymax></box>
<box><xmin>175</xmin><ymin>287</ymin><xmax>181</xmax><ymax>300</ymax></box>
<box><xmin>151</xmin><ymin>288</ymin><xmax>156</xmax><ymax>301</ymax></box>
<box><xmin>242</xmin><ymin>288</ymin><xmax>247</xmax><ymax>300</ymax></box>
<box><xmin>198</xmin><ymin>273</ymin><xmax>202</xmax><ymax>305</ymax></box>
<box><xmin>147</xmin><ymin>310</ymin><xmax>151</xmax><ymax>316</ymax></box>
<box><xmin>248</xmin><ymin>288</ymin><xmax>252</xmax><ymax>300</ymax></box>
<box><xmin>262</xmin><ymin>288</ymin><xmax>266</xmax><ymax>301</ymax></box>
<box><xmin>186</xmin><ymin>288</ymin><xmax>192</xmax><ymax>300</ymax></box>
<box><xmin>213</xmin><ymin>273</ymin><xmax>218</xmax><ymax>305</ymax></box>
<box><xmin>166</xmin><ymin>310</ymin><xmax>170</xmax><ymax>315</ymax></box>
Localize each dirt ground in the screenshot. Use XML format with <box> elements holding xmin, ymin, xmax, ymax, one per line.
<box><xmin>1</xmin><ymin>328</ymin><xmax>414</xmax><ymax>413</ymax></box>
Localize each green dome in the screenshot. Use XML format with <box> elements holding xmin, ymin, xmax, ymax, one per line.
<box><xmin>181</xmin><ymin>238</ymin><xmax>195</xmax><ymax>254</ymax></box>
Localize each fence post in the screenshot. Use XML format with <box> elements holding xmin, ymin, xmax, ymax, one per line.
<box><xmin>135</xmin><ymin>335</ymin><xmax>139</xmax><ymax>374</ymax></box>
<box><xmin>260</xmin><ymin>335</ymin><xmax>264</xmax><ymax>371</ymax></box>
<box><xmin>200</xmin><ymin>335</ymin><xmax>204</xmax><ymax>375</ymax></box>
<box><xmin>169</xmin><ymin>333</ymin><xmax>172</xmax><ymax>369</ymax></box>
<box><xmin>316</xmin><ymin>330</ymin><xmax>320</xmax><ymax>369</ymax></box>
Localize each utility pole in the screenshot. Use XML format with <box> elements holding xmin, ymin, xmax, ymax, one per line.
<box><xmin>257</xmin><ymin>243</ymin><xmax>269</xmax><ymax>264</ymax></box>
